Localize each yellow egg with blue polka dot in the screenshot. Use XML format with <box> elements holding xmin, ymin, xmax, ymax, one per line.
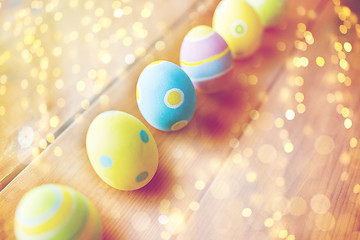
<box><xmin>14</xmin><ymin>184</ymin><xmax>102</xmax><ymax>240</ymax></box>
<box><xmin>213</xmin><ymin>0</ymin><xmax>263</xmax><ymax>59</ymax></box>
<box><xmin>180</xmin><ymin>25</ymin><xmax>234</xmax><ymax>92</ymax></box>
<box><xmin>86</xmin><ymin>111</ymin><xmax>158</xmax><ymax>191</ymax></box>
<box><xmin>136</xmin><ymin>61</ymin><xmax>196</xmax><ymax>131</ymax></box>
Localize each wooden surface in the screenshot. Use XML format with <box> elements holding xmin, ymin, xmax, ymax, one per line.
<box><xmin>1</xmin><ymin>0</ymin><xmax>360</xmax><ymax>239</ymax></box>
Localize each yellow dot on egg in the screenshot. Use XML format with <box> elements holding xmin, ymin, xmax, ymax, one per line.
<box><xmin>164</xmin><ymin>89</ymin><xmax>184</xmax><ymax>109</ymax></box>
<box><xmin>168</xmin><ymin>91</ymin><xmax>181</xmax><ymax>105</ymax></box>
<box><xmin>171</xmin><ymin>120</ymin><xmax>188</xmax><ymax>131</ymax></box>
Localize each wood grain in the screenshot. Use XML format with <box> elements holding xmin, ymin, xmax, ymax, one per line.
<box><xmin>0</xmin><ymin>0</ymin><xmax>200</xmax><ymax>189</ymax></box>
<box><xmin>1</xmin><ymin>0</ymin><xmax>358</xmax><ymax>239</ymax></box>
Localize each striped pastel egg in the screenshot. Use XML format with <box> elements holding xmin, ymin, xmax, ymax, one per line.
<box><xmin>14</xmin><ymin>184</ymin><xmax>102</xmax><ymax>240</ymax></box>
<box><xmin>180</xmin><ymin>25</ymin><xmax>233</xmax><ymax>92</ymax></box>
<box><xmin>137</xmin><ymin>61</ymin><xmax>196</xmax><ymax>131</ymax></box>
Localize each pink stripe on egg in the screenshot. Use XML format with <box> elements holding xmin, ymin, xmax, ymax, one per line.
<box><xmin>180</xmin><ymin>31</ymin><xmax>229</xmax><ymax>63</ymax></box>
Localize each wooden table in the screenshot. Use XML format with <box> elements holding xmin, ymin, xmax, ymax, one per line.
<box><xmin>1</xmin><ymin>0</ymin><xmax>360</xmax><ymax>239</ymax></box>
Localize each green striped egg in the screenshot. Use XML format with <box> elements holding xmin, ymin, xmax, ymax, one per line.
<box><xmin>14</xmin><ymin>184</ymin><xmax>102</xmax><ymax>240</ymax></box>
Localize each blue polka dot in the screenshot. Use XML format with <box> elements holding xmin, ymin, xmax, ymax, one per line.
<box><xmin>99</xmin><ymin>155</ymin><xmax>113</xmax><ymax>168</ymax></box>
<box><xmin>140</xmin><ymin>130</ymin><xmax>149</xmax><ymax>143</ymax></box>
<box><xmin>136</xmin><ymin>171</ymin><xmax>148</xmax><ymax>182</ymax></box>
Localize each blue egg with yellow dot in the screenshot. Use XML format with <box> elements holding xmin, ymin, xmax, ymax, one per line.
<box><xmin>86</xmin><ymin>111</ymin><xmax>158</xmax><ymax>191</ymax></box>
<box><xmin>136</xmin><ymin>61</ymin><xmax>197</xmax><ymax>131</ymax></box>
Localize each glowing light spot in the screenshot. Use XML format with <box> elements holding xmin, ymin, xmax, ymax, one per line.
<box><xmin>334</xmin><ymin>42</ymin><xmax>342</xmax><ymax>51</ymax></box>
<box><xmin>295</xmin><ymin>76</ymin><xmax>304</xmax><ymax>86</ymax></box>
<box><xmin>339</xmin><ymin>59</ymin><xmax>349</xmax><ymax>71</ymax></box>
<box><xmin>159</xmin><ymin>215</ymin><xmax>169</xmax><ymax>225</ymax></box>
<box><xmin>275</xmin><ymin>118</ymin><xmax>284</xmax><ymax>128</ymax></box>
<box><xmin>353</xmin><ymin>184</ymin><xmax>360</xmax><ymax>194</ymax></box>
<box><xmin>289</xmin><ymin>197</ymin><xmax>307</xmax><ymax>216</ymax></box>
<box><xmin>189</xmin><ymin>201</ymin><xmax>200</xmax><ymax>211</ymax></box>
<box><xmin>285</xmin><ymin>110</ymin><xmax>295</xmax><ymax>120</ymax></box>
<box><xmin>316</xmin><ymin>57</ymin><xmax>325</xmax><ymax>67</ymax></box>
<box><xmin>49</xmin><ymin>116</ymin><xmax>60</xmax><ymax>128</ymax></box>
<box><xmin>340</xmin><ymin>25</ymin><xmax>348</xmax><ymax>34</ymax></box>
<box><xmin>342</xmin><ymin>107</ymin><xmax>350</xmax><ymax>117</ymax></box>
<box><xmin>350</xmin><ymin>138</ymin><xmax>357</xmax><ymax>148</ymax></box>
<box><xmin>242</xmin><ymin>208</ymin><xmax>252</xmax><ymax>218</ymax></box>
<box><xmin>295</xmin><ymin>92</ymin><xmax>304</xmax><ymax>102</ymax></box>
<box><xmin>264</xmin><ymin>218</ymin><xmax>274</xmax><ymax>227</ymax></box>
<box><xmin>311</xmin><ymin>194</ymin><xmax>330</xmax><ymax>214</ymax></box>
<box><xmin>344</xmin><ymin>42</ymin><xmax>352</xmax><ymax>52</ymax></box>
<box><xmin>195</xmin><ymin>180</ymin><xmax>205</xmax><ymax>190</ymax></box>
<box><xmin>54</xmin><ymin>147</ymin><xmax>62</xmax><ymax>157</ymax></box>
<box><xmin>279</xmin><ymin>230</ymin><xmax>288</xmax><ymax>239</ymax></box>
<box><xmin>258</xmin><ymin>144</ymin><xmax>277</xmax><ymax>163</ymax></box>
<box><xmin>18</xmin><ymin>126</ymin><xmax>34</xmax><ymax>148</ymax></box>
<box><xmin>315</xmin><ymin>212</ymin><xmax>335</xmax><ymax>231</ymax></box>
<box><xmin>297</xmin><ymin>104</ymin><xmax>306</xmax><ymax>114</ymax></box>
<box><xmin>277</xmin><ymin>41</ymin><xmax>286</xmax><ymax>51</ymax></box>
<box><xmin>344</xmin><ymin>118</ymin><xmax>352</xmax><ymax>129</ymax></box>
<box><xmin>248</xmin><ymin>75</ymin><xmax>258</xmax><ymax>85</ymax></box>
<box><xmin>246</xmin><ymin>171</ymin><xmax>257</xmax><ymax>182</ymax></box>
<box><xmin>284</xmin><ymin>142</ymin><xmax>294</xmax><ymax>153</ymax></box>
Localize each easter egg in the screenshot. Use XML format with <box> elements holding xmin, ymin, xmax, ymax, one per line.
<box><xmin>136</xmin><ymin>61</ymin><xmax>196</xmax><ymax>131</ymax></box>
<box><xmin>179</xmin><ymin>25</ymin><xmax>234</xmax><ymax>92</ymax></box>
<box><xmin>245</xmin><ymin>0</ymin><xmax>287</xmax><ymax>27</ymax></box>
<box><xmin>14</xmin><ymin>184</ymin><xmax>102</xmax><ymax>240</ymax></box>
<box><xmin>86</xmin><ymin>110</ymin><xmax>158</xmax><ymax>191</ymax></box>
<box><xmin>213</xmin><ymin>0</ymin><xmax>263</xmax><ymax>59</ymax></box>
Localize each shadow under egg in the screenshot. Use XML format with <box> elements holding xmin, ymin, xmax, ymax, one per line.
<box><xmin>128</xmin><ymin>160</ymin><xmax>174</xmax><ymax>204</ymax></box>
<box><xmin>193</xmin><ymin>81</ymin><xmax>254</xmax><ymax>140</ymax></box>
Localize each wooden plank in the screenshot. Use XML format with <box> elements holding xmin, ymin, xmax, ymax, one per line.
<box><xmin>0</xmin><ymin>0</ymin><xmax>200</xmax><ymax>189</ymax></box>
<box><xmin>0</xmin><ymin>0</ymin><xmax>327</xmax><ymax>239</ymax></box>
<box><xmin>178</xmin><ymin>2</ymin><xmax>360</xmax><ymax>239</ymax></box>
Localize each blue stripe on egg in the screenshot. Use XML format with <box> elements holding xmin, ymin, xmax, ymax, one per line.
<box><xmin>99</xmin><ymin>155</ymin><xmax>113</xmax><ymax>168</ymax></box>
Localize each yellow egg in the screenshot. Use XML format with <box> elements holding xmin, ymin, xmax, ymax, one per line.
<box><xmin>213</xmin><ymin>0</ymin><xmax>263</xmax><ymax>59</ymax></box>
<box><xmin>86</xmin><ymin>111</ymin><xmax>158</xmax><ymax>191</ymax></box>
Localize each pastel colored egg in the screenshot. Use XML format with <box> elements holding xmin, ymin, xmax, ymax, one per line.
<box><xmin>136</xmin><ymin>61</ymin><xmax>196</xmax><ymax>131</ymax></box>
<box><xmin>213</xmin><ymin>0</ymin><xmax>263</xmax><ymax>59</ymax></box>
<box><xmin>245</xmin><ymin>0</ymin><xmax>287</xmax><ymax>27</ymax></box>
<box><xmin>179</xmin><ymin>25</ymin><xmax>234</xmax><ymax>92</ymax></box>
<box><xmin>14</xmin><ymin>184</ymin><xmax>102</xmax><ymax>240</ymax></box>
<box><xmin>86</xmin><ymin>111</ymin><xmax>158</xmax><ymax>191</ymax></box>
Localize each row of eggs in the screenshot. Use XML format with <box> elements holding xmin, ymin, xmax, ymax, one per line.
<box><xmin>14</xmin><ymin>0</ymin><xmax>287</xmax><ymax>239</ymax></box>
